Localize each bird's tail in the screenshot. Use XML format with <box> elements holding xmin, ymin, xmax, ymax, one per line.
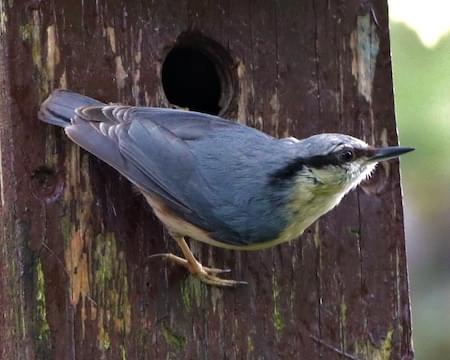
<box><xmin>38</xmin><ymin>89</ymin><xmax>105</xmax><ymax>128</ymax></box>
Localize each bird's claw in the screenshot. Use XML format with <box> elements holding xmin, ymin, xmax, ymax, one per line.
<box><xmin>203</xmin><ymin>267</ymin><xmax>231</xmax><ymax>274</ymax></box>
<box><xmin>148</xmin><ymin>252</ymin><xmax>245</xmax><ymax>287</ymax></box>
<box><xmin>196</xmin><ymin>272</ymin><xmax>248</xmax><ymax>287</ymax></box>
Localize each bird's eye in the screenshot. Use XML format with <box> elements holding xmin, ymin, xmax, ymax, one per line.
<box><xmin>339</xmin><ymin>149</ymin><xmax>354</xmax><ymax>162</ymax></box>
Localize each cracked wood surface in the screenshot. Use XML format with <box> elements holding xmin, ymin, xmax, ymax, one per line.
<box><xmin>0</xmin><ymin>0</ymin><xmax>413</xmax><ymax>359</ymax></box>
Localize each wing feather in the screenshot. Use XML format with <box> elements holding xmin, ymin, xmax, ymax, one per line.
<box><xmin>65</xmin><ymin>105</ymin><xmax>246</xmax><ymax>235</ymax></box>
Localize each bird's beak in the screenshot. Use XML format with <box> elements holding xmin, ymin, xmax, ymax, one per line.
<box><xmin>369</xmin><ymin>146</ymin><xmax>415</xmax><ymax>162</ymax></box>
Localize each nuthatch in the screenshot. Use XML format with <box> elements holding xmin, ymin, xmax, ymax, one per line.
<box><xmin>39</xmin><ymin>90</ymin><xmax>414</xmax><ymax>287</ymax></box>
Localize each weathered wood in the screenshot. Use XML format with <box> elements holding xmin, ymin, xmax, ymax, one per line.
<box><xmin>0</xmin><ymin>0</ymin><xmax>413</xmax><ymax>359</ymax></box>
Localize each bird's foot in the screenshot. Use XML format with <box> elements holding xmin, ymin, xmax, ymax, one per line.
<box><xmin>149</xmin><ymin>253</ymin><xmax>247</xmax><ymax>287</ymax></box>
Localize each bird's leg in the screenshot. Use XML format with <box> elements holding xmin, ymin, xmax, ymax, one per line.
<box><xmin>174</xmin><ymin>236</ymin><xmax>247</xmax><ymax>287</ymax></box>
<box><xmin>150</xmin><ymin>235</ymin><xmax>247</xmax><ymax>287</ymax></box>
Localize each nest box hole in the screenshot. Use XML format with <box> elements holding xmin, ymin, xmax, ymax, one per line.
<box><xmin>161</xmin><ymin>34</ymin><xmax>234</xmax><ymax>115</ymax></box>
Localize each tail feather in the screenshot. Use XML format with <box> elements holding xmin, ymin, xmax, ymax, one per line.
<box><xmin>38</xmin><ymin>89</ymin><xmax>105</xmax><ymax>128</ymax></box>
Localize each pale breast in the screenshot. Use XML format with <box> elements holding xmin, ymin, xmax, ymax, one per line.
<box><xmin>273</xmin><ymin>176</ymin><xmax>347</xmax><ymax>244</ymax></box>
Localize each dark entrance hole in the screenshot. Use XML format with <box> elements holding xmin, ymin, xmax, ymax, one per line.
<box><xmin>161</xmin><ymin>33</ymin><xmax>235</xmax><ymax>115</ymax></box>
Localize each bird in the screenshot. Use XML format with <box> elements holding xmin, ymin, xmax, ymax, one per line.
<box><xmin>38</xmin><ymin>89</ymin><xmax>414</xmax><ymax>287</ymax></box>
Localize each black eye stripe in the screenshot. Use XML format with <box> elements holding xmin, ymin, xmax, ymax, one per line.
<box><xmin>269</xmin><ymin>154</ymin><xmax>339</xmax><ymax>184</ymax></box>
<box><xmin>269</xmin><ymin>147</ymin><xmax>376</xmax><ymax>185</ymax></box>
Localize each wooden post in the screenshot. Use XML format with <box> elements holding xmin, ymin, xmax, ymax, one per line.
<box><xmin>0</xmin><ymin>1</ymin><xmax>413</xmax><ymax>359</ymax></box>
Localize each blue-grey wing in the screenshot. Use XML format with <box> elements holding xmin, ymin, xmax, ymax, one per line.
<box><xmin>65</xmin><ymin>106</ymin><xmax>188</xmax><ymax>213</ymax></box>
<box><xmin>66</xmin><ymin>105</ymin><xmax>268</xmax><ymax>242</ymax></box>
<box><xmin>127</xmin><ymin>107</ymin><xmax>242</xmax><ymax>140</ymax></box>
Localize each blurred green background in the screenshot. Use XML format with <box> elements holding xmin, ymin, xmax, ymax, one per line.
<box><xmin>389</xmin><ymin>1</ymin><xmax>450</xmax><ymax>358</ymax></box>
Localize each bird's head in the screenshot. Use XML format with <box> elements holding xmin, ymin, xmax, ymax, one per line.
<box><xmin>267</xmin><ymin>134</ymin><xmax>414</xmax><ymax>245</ymax></box>
<box><xmin>272</xmin><ymin>133</ymin><xmax>414</xmax><ymax>196</ymax></box>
